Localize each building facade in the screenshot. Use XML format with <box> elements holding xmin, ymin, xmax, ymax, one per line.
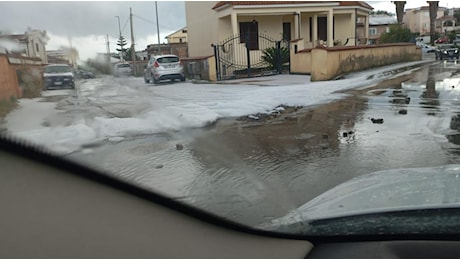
<box><xmin>185</xmin><ymin>1</ymin><xmax>373</xmax><ymax>57</ymax></box>
<box><xmin>403</xmin><ymin>6</ymin><xmax>446</xmax><ymax>35</ymax></box>
<box><xmin>0</xmin><ymin>28</ymin><xmax>49</xmax><ymax>64</ymax></box>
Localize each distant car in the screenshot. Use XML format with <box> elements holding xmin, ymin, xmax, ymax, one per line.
<box><xmin>420</xmin><ymin>43</ymin><xmax>436</xmax><ymax>53</ymax></box>
<box><xmin>113</xmin><ymin>63</ymin><xmax>134</xmax><ymax>77</ymax></box>
<box><xmin>435</xmin><ymin>36</ymin><xmax>449</xmax><ymax>44</ymax></box>
<box><xmin>75</xmin><ymin>69</ymin><xmax>95</xmax><ymax>79</ymax></box>
<box><xmin>144</xmin><ymin>55</ymin><xmax>185</xmax><ymax>84</ymax></box>
<box><xmin>435</xmin><ymin>44</ymin><xmax>459</xmax><ymax>60</ymax></box>
<box><xmin>43</xmin><ymin>64</ymin><xmax>75</xmax><ymax>90</ymax></box>
<box><xmin>453</xmin><ymin>34</ymin><xmax>460</xmax><ymax>44</ymax></box>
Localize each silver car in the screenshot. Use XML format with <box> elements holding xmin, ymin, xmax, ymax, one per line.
<box><xmin>144</xmin><ymin>55</ymin><xmax>185</xmax><ymax>84</ymax></box>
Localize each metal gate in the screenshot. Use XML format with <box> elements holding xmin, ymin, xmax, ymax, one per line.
<box><xmin>212</xmin><ymin>33</ymin><xmax>289</xmax><ymax>81</ymax></box>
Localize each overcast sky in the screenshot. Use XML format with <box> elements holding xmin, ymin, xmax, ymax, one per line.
<box><xmin>0</xmin><ymin>1</ymin><xmax>458</xmax><ymax>61</ymax></box>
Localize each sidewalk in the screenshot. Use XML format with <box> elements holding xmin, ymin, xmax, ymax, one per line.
<box><xmin>212</xmin><ymin>58</ymin><xmax>433</xmax><ymax>87</ymax></box>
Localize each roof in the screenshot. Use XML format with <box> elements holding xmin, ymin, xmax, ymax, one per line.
<box><xmin>212</xmin><ymin>1</ymin><xmax>373</xmax><ymax>10</ymax></box>
<box><xmin>164</xmin><ymin>26</ymin><xmax>187</xmax><ymax>39</ymax></box>
<box><xmin>0</xmin><ymin>34</ymin><xmax>27</xmax><ymax>42</ymax></box>
<box><xmin>369</xmin><ymin>15</ymin><xmax>397</xmax><ymax>25</ymax></box>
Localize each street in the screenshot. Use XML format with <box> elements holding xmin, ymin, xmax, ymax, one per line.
<box><xmin>4</xmin><ymin>59</ymin><xmax>460</xmax><ymax>226</ymax></box>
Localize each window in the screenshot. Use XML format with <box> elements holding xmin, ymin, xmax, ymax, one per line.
<box><xmin>239</xmin><ymin>21</ymin><xmax>259</xmax><ymax>50</ymax></box>
<box><xmin>386</xmin><ymin>26</ymin><xmax>390</xmax><ymax>33</ymax></box>
<box><xmin>36</xmin><ymin>43</ymin><xmax>39</xmax><ymax>52</ymax></box>
<box><xmin>283</xmin><ymin>22</ymin><xmax>291</xmax><ymax>41</ymax></box>
<box><xmin>369</xmin><ymin>28</ymin><xmax>377</xmax><ymax>36</ymax></box>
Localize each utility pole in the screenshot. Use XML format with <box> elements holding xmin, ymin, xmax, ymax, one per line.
<box><xmin>130</xmin><ymin>7</ymin><xmax>136</xmax><ymax>75</ymax></box>
<box><xmin>155</xmin><ymin>1</ymin><xmax>161</xmax><ymax>55</ymax></box>
<box><xmin>106</xmin><ymin>33</ymin><xmax>111</xmax><ymax>63</ymax></box>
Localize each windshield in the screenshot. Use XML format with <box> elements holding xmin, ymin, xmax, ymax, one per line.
<box><xmin>44</xmin><ymin>65</ymin><xmax>71</xmax><ymax>73</ymax></box>
<box><xmin>2</xmin><ymin>0</ymin><xmax>460</xmax><ymax>239</ymax></box>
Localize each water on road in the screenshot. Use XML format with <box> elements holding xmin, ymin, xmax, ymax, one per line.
<box><xmin>70</xmin><ymin>61</ymin><xmax>460</xmax><ymax>226</ymax></box>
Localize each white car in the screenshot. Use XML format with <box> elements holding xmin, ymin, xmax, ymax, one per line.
<box><xmin>417</xmin><ymin>42</ymin><xmax>435</xmax><ymax>53</ymax></box>
<box><xmin>113</xmin><ymin>63</ymin><xmax>134</xmax><ymax>77</ymax></box>
<box><xmin>144</xmin><ymin>55</ymin><xmax>185</xmax><ymax>84</ymax></box>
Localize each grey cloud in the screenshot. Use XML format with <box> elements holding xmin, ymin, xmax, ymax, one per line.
<box><xmin>0</xmin><ymin>1</ymin><xmax>186</xmax><ymax>38</ymax></box>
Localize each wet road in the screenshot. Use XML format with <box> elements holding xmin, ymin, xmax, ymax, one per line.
<box><xmin>70</xmin><ymin>61</ymin><xmax>460</xmax><ymax>226</ymax></box>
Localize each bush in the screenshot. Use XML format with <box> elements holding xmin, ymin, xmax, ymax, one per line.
<box><xmin>17</xmin><ymin>67</ymin><xmax>43</xmax><ymax>98</ymax></box>
<box><xmin>379</xmin><ymin>24</ymin><xmax>416</xmax><ymax>43</ymax></box>
<box><xmin>262</xmin><ymin>46</ymin><xmax>289</xmax><ymax>70</ymax></box>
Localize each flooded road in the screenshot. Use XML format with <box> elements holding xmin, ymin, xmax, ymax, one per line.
<box><xmin>70</xmin><ymin>61</ymin><xmax>460</xmax><ymax>226</ymax></box>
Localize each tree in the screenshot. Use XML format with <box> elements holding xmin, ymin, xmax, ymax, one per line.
<box><xmin>116</xmin><ymin>35</ymin><xmax>128</xmax><ymax>61</ymax></box>
<box><xmin>393</xmin><ymin>1</ymin><xmax>406</xmax><ymax>24</ymax></box>
<box><xmin>428</xmin><ymin>1</ymin><xmax>439</xmax><ymax>45</ymax></box>
<box><xmin>123</xmin><ymin>47</ymin><xmax>140</xmax><ymax>61</ymax></box>
<box><xmin>379</xmin><ymin>24</ymin><xmax>415</xmax><ymax>43</ymax></box>
<box><xmin>371</xmin><ymin>10</ymin><xmax>395</xmax><ymax>16</ymax></box>
<box><xmin>454</xmin><ymin>9</ymin><xmax>460</xmax><ymax>23</ymax></box>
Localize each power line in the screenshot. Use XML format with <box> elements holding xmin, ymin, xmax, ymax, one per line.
<box><xmin>133</xmin><ymin>13</ymin><xmax>178</xmax><ymax>31</ymax></box>
<box><xmin>121</xmin><ymin>16</ymin><xmax>130</xmax><ymax>35</ymax></box>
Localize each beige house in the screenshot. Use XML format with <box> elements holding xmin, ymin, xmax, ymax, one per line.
<box><xmin>357</xmin><ymin>14</ymin><xmax>397</xmax><ymax>44</ymax></box>
<box><xmin>185</xmin><ymin>1</ymin><xmax>373</xmax><ymax>57</ymax></box>
<box><xmin>46</xmin><ymin>47</ymin><xmax>79</xmax><ymax>67</ymax></box>
<box><xmin>403</xmin><ymin>6</ymin><xmax>446</xmax><ymax>35</ymax></box>
<box><xmin>0</xmin><ymin>28</ymin><xmax>49</xmax><ymax>64</ymax></box>
<box><xmin>165</xmin><ymin>27</ymin><xmax>188</xmax><ymax>44</ymax></box>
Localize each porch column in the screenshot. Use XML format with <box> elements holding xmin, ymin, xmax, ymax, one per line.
<box><xmin>231</xmin><ymin>12</ymin><xmax>238</xmax><ymax>36</ymax></box>
<box><xmin>351</xmin><ymin>11</ymin><xmax>356</xmax><ymax>46</ymax></box>
<box><xmin>294</xmin><ymin>12</ymin><xmax>299</xmax><ymax>39</ymax></box>
<box><xmin>364</xmin><ymin>15</ymin><xmax>369</xmax><ymax>44</ymax></box>
<box><xmin>313</xmin><ymin>14</ymin><xmax>318</xmax><ymax>46</ymax></box>
<box><xmin>327</xmin><ymin>8</ymin><xmax>333</xmax><ymax>47</ymax></box>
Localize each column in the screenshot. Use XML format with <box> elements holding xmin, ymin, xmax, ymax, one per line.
<box><xmin>365</xmin><ymin>15</ymin><xmax>369</xmax><ymax>45</ymax></box>
<box><xmin>231</xmin><ymin>12</ymin><xmax>238</xmax><ymax>36</ymax></box>
<box><xmin>294</xmin><ymin>12</ymin><xmax>299</xmax><ymax>39</ymax></box>
<box><xmin>327</xmin><ymin>8</ymin><xmax>333</xmax><ymax>47</ymax></box>
<box><xmin>313</xmin><ymin>14</ymin><xmax>318</xmax><ymax>46</ymax></box>
<box><xmin>351</xmin><ymin>11</ymin><xmax>356</xmax><ymax>46</ymax></box>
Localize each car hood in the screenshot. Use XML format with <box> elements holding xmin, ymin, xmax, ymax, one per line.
<box><xmin>44</xmin><ymin>72</ymin><xmax>73</xmax><ymax>77</ymax></box>
<box><xmin>265</xmin><ymin>164</ymin><xmax>460</xmax><ymax>229</ymax></box>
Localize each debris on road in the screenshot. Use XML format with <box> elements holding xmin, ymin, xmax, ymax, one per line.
<box><xmin>370</xmin><ymin>118</ymin><xmax>384</xmax><ymax>124</ymax></box>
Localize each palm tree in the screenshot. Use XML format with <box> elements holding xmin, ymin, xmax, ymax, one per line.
<box><xmin>393</xmin><ymin>1</ymin><xmax>406</xmax><ymax>24</ymax></box>
<box><xmin>428</xmin><ymin>1</ymin><xmax>439</xmax><ymax>45</ymax></box>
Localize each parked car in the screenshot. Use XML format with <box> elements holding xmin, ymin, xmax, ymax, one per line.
<box><xmin>144</xmin><ymin>55</ymin><xmax>185</xmax><ymax>84</ymax></box>
<box><xmin>435</xmin><ymin>36</ymin><xmax>449</xmax><ymax>44</ymax></box>
<box><xmin>43</xmin><ymin>64</ymin><xmax>75</xmax><ymax>90</ymax></box>
<box><xmin>416</xmin><ymin>42</ymin><xmax>436</xmax><ymax>53</ymax></box>
<box><xmin>435</xmin><ymin>44</ymin><xmax>460</xmax><ymax>60</ymax></box>
<box><xmin>453</xmin><ymin>33</ymin><xmax>460</xmax><ymax>45</ymax></box>
<box><xmin>113</xmin><ymin>63</ymin><xmax>134</xmax><ymax>77</ymax></box>
<box><xmin>75</xmin><ymin>69</ymin><xmax>95</xmax><ymax>79</ymax></box>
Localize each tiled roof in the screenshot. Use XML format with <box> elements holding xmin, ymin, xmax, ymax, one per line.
<box><xmin>212</xmin><ymin>1</ymin><xmax>373</xmax><ymax>10</ymax></box>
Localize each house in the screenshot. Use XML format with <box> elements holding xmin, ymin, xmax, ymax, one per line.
<box><xmin>165</xmin><ymin>27</ymin><xmax>188</xmax><ymax>44</ymax></box>
<box><xmin>357</xmin><ymin>14</ymin><xmax>397</xmax><ymax>44</ymax></box>
<box><xmin>403</xmin><ymin>6</ymin><xmax>446</xmax><ymax>35</ymax></box>
<box><xmin>185</xmin><ymin>1</ymin><xmax>373</xmax><ymax>58</ymax></box>
<box><xmin>435</xmin><ymin>15</ymin><xmax>457</xmax><ymax>35</ymax></box>
<box><xmin>183</xmin><ymin>1</ymin><xmax>420</xmax><ymax>82</ymax></box>
<box><xmin>0</xmin><ymin>28</ymin><xmax>49</xmax><ymax>64</ymax></box>
<box><xmin>46</xmin><ymin>47</ymin><xmax>79</xmax><ymax>67</ymax></box>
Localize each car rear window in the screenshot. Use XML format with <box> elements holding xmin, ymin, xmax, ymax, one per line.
<box><xmin>157</xmin><ymin>57</ymin><xmax>179</xmax><ymax>63</ymax></box>
<box><xmin>44</xmin><ymin>66</ymin><xmax>71</xmax><ymax>73</ymax></box>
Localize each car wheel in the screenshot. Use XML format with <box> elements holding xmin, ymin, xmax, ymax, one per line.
<box><xmin>152</xmin><ymin>74</ymin><xmax>158</xmax><ymax>84</ymax></box>
<box><xmin>144</xmin><ymin>76</ymin><xmax>149</xmax><ymax>83</ymax></box>
<box><xmin>180</xmin><ymin>77</ymin><xmax>185</xmax><ymax>82</ymax></box>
